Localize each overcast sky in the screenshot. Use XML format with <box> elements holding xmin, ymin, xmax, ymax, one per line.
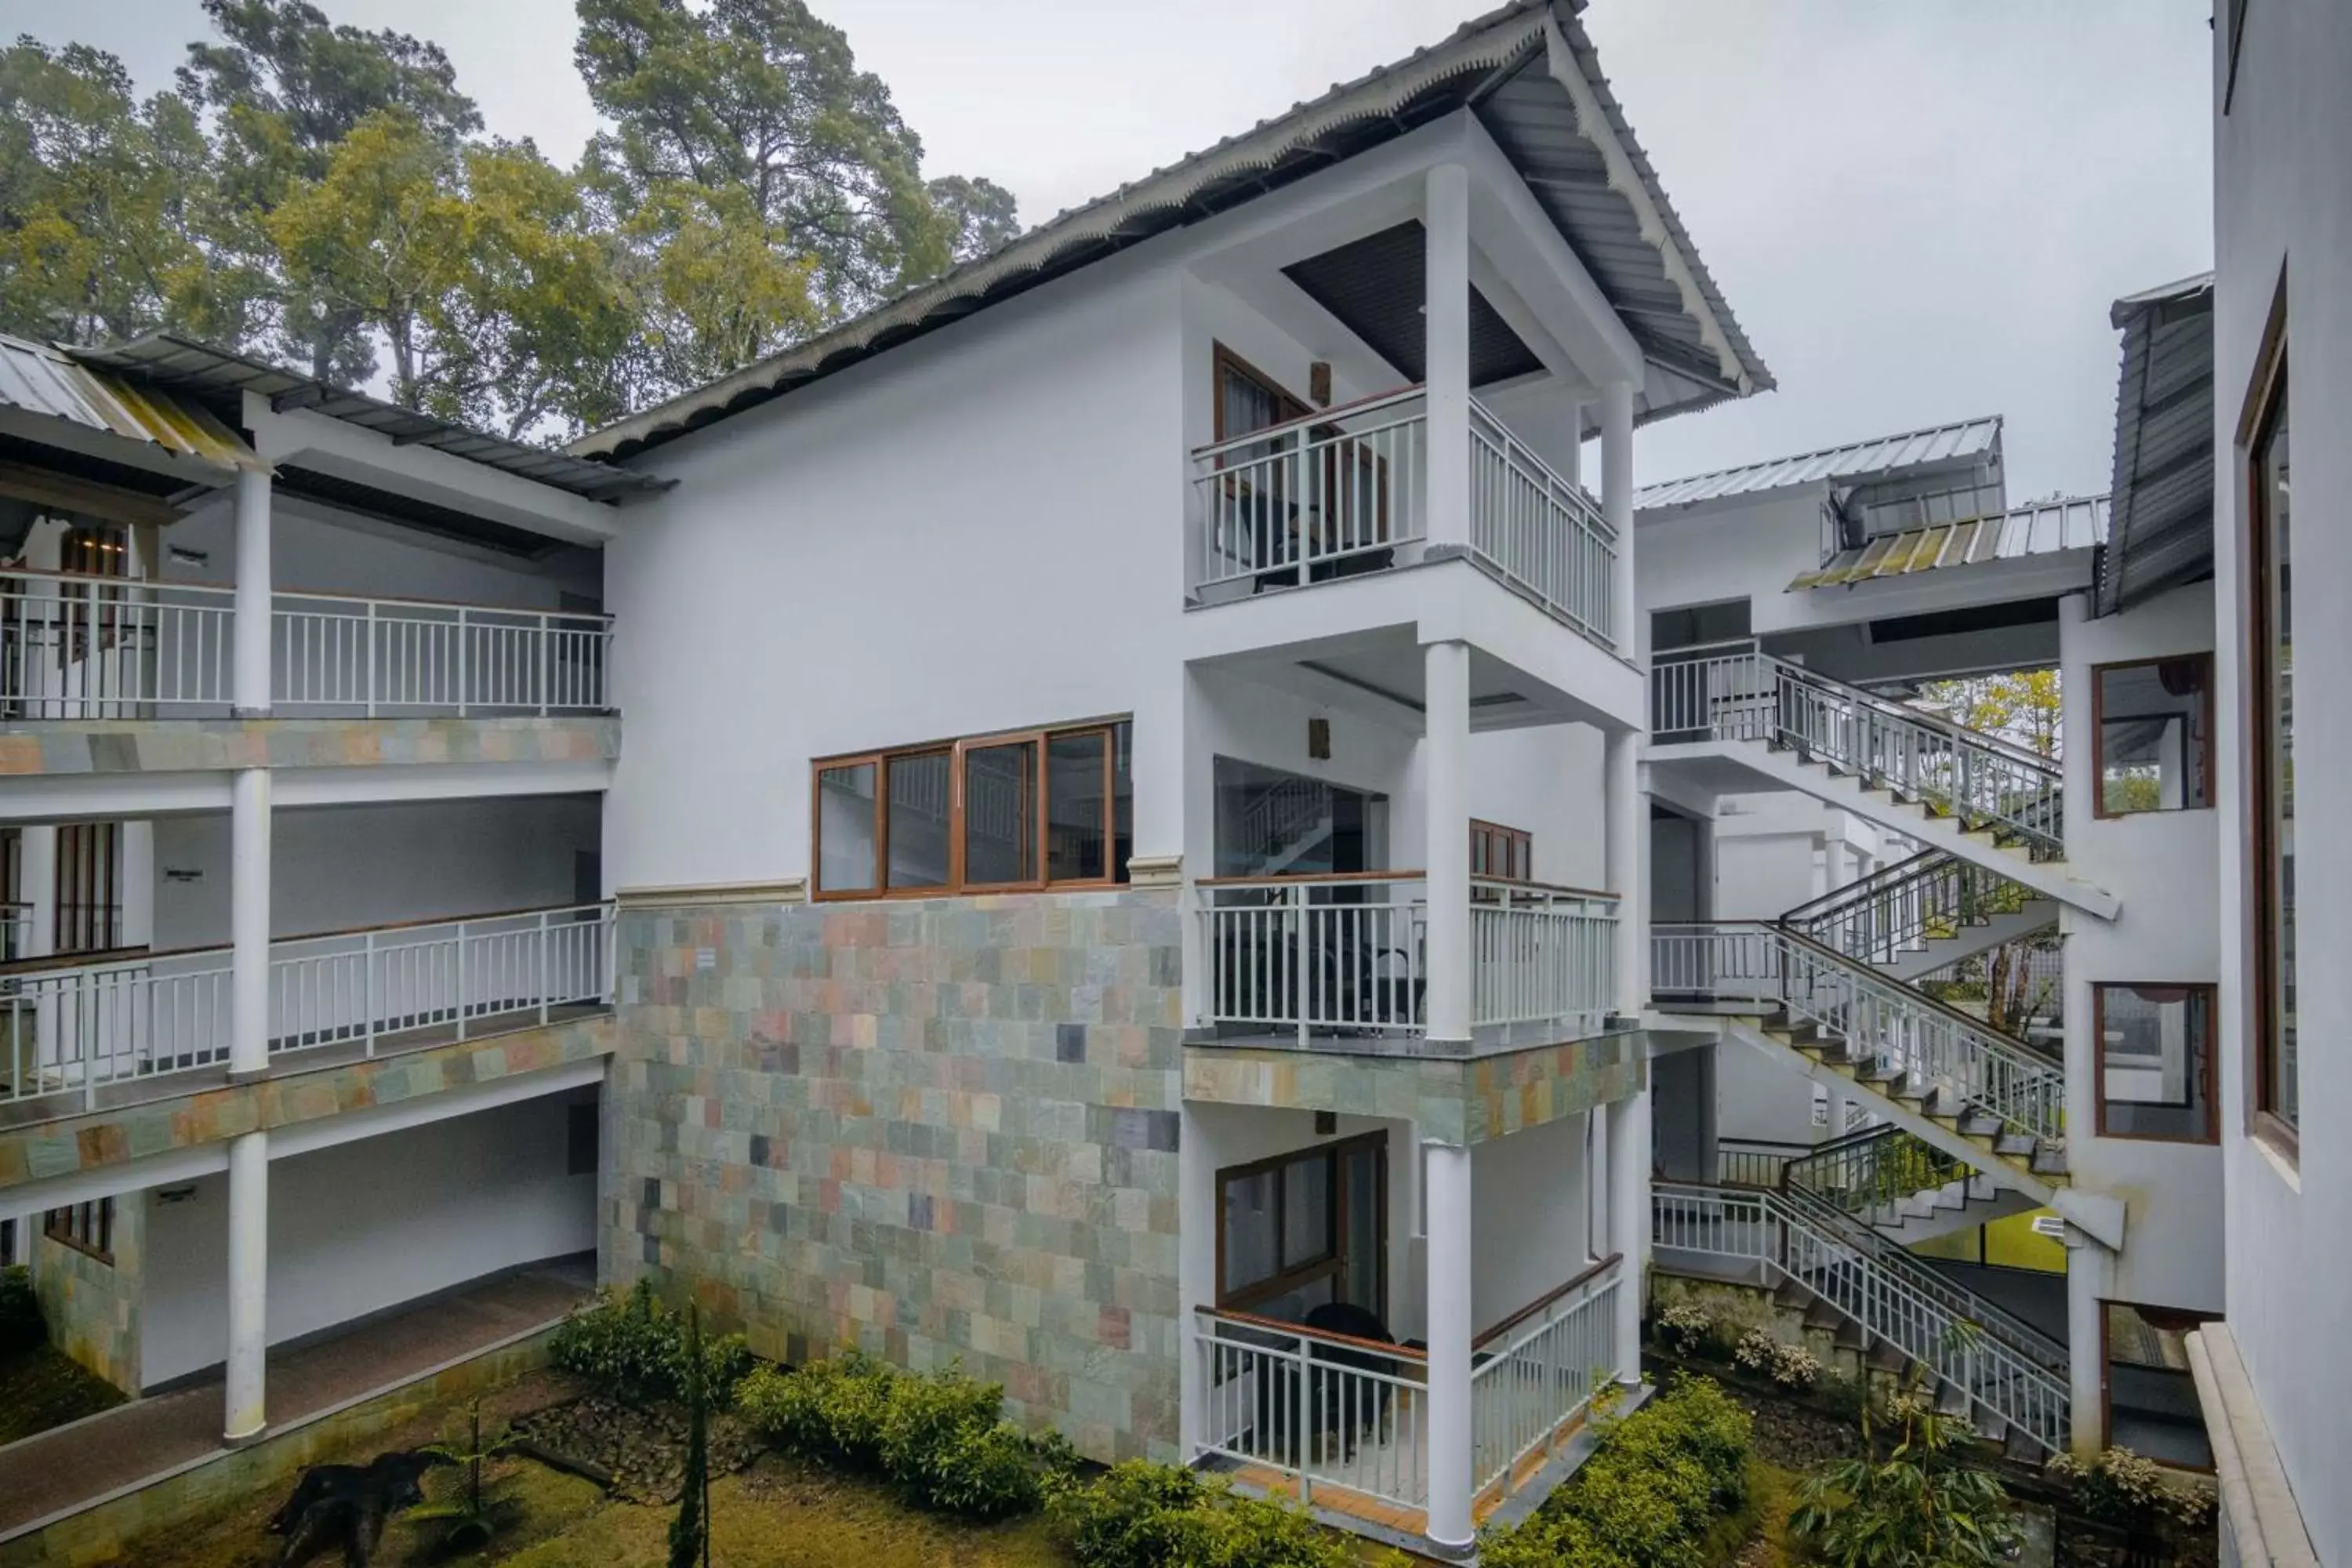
<box><xmin>10</xmin><ymin>0</ymin><xmax>2215</xmax><ymax>498</ymax></box>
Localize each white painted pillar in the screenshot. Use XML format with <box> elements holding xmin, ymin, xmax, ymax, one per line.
<box><xmin>232</xmin><ymin>467</ymin><xmax>271</xmax><ymax>717</ymax></box>
<box><xmin>17</xmin><ymin>825</ymin><xmax>55</xmax><ymax>960</ymax></box>
<box><xmin>230</xmin><ymin>768</ymin><xmax>270</xmax><ymax>1079</ymax></box>
<box><xmin>1424</xmin><ymin>163</ymin><xmax>1472</xmax><ymax>550</ymax></box>
<box><xmin>1606</xmin><ymin>1085</ymin><xmax>1650</xmax><ymax>1381</ymax></box>
<box><xmin>2063</xmin><ymin>1231</ymin><xmax>2109</xmax><ymax>1457</ymax></box>
<box><xmin>1601</xmin><ymin>379</ymin><xmax>1636</xmax><ymax>652</ymax></box>
<box><xmin>1603</xmin><ymin>729</ymin><xmax>1645</xmax><ymax>1016</ymax></box>
<box><xmin>223</xmin><ymin>1127</ymin><xmax>268</xmax><ymax>1442</ymax></box>
<box><xmin>118</xmin><ymin>820</ymin><xmax>154</xmax><ymax>949</ymax></box>
<box><xmin>1425</xmin><ymin>639</ymin><xmax>1472</xmax><ymax>1044</ymax></box>
<box><xmin>1422</xmin><ymin>1139</ymin><xmax>1475</xmax><ymax>1556</ymax></box>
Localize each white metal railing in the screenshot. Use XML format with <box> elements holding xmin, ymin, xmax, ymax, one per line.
<box><xmin>0</xmin><ymin>902</ymin><xmax>613</xmax><ymax>1109</ymax></box>
<box><xmin>0</xmin><ymin>568</ymin><xmax>613</xmax><ymax>718</ymax></box>
<box><xmin>1780</xmin><ymin>847</ymin><xmax>2045</xmax><ymax>968</ymax></box>
<box><xmin>1649</xmin><ymin>921</ymin><xmax>2065</xmax><ymax>1145</ymax></box>
<box><xmin>1468</xmin><ymin>398</ymin><xmax>1616</xmax><ymax>647</ymax></box>
<box><xmin>1471</xmin><ymin>880</ymin><xmax>1618</xmax><ymax>1033</ymax></box>
<box><xmin>1186</xmin><ymin>390</ymin><xmax>1619</xmax><ymax>653</ymax></box>
<box><xmin>1192</xmin><ymin>1307</ymin><xmax>1429</xmax><ymax>1512</ymax></box>
<box><xmin>1470</xmin><ymin>1258</ymin><xmax>1621</xmax><ymax>1501</ymax></box>
<box><xmin>1198</xmin><ymin>874</ymin><xmax>1618</xmax><ymax>1043</ymax></box>
<box><xmin>1653</xmin><ymin>1182</ymin><xmax>2070</xmax><ymax>1454</ymax></box>
<box><xmin>1649</xmin><ymin>647</ymin><xmax>2063</xmax><ymax>855</ymax></box>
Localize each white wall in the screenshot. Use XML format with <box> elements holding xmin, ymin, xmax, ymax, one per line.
<box><xmin>2212</xmin><ymin>7</ymin><xmax>2352</xmax><ymax>1552</ymax></box>
<box><xmin>162</xmin><ymin>494</ymin><xmax>600</xmax><ymax>610</ymax></box>
<box><xmin>2060</xmin><ymin>586</ymin><xmax>2223</xmax><ymax>1315</ymax></box>
<box><xmin>147</xmin><ymin>795</ymin><xmax>602</xmax><ymax>948</ymax></box>
<box><xmin>139</xmin><ymin>1088</ymin><xmax>597</xmax><ymax>1388</ymax></box>
<box><xmin>1469</xmin><ymin>1111</ymin><xmax>1594</xmax><ymax>1329</ymax></box>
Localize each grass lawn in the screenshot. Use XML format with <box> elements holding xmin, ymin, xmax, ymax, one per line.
<box><xmin>0</xmin><ymin>1345</ymin><xmax>125</xmax><ymax>1446</ymax></box>
<box><xmin>1722</xmin><ymin>1456</ymin><xmax>1806</xmax><ymax>1568</ymax></box>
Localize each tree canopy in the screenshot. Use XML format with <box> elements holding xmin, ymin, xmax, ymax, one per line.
<box><xmin>0</xmin><ymin>0</ymin><xmax>1019</xmax><ymax>438</ymax></box>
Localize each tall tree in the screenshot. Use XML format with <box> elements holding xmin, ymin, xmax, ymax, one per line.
<box><xmin>179</xmin><ymin>0</ymin><xmax>482</xmax><ymax>381</ymax></box>
<box><xmin>925</xmin><ymin>173</ymin><xmax>1022</xmax><ymax>267</ymax></box>
<box><xmin>1912</xmin><ymin>668</ymin><xmax>2063</xmax><ymax>758</ymax></box>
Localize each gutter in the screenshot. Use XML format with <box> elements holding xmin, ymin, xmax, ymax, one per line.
<box><xmin>2184</xmin><ymin>1324</ymin><xmax>2320</xmax><ymax>1568</ymax></box>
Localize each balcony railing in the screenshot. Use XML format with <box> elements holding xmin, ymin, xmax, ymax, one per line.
<box><xmin>1187</xmin><ymin>388</ymin><xmax>1617</xmax><ymax>652</ymax></box>
<box><xmin>0</xmin><ymin>901</ymin><xmax>613</xmax><ymax>1109</ymax></box>
<box><xmin>0</xmin><ymin>568</ymin><xmax>613</xmax><ymax>719</ymax></box>
<box><xmin>1197</xmin><ymin>873</ymin><xmax>1617</xmax><ymax>1045</ymax></box>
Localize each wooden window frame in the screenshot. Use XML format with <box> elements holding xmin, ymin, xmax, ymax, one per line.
<box><xmin>1470</xmin><ymin>820</ymin><xmax>1534</xmax><ymax>884</ymax></box>
<box><xmin>2240</xmin><ymin>277</ymin><xmax>2296</xmax><ymax>1153</ymax></box>
<box><xmin>1213</xmin><ymin>1130</ymin><xmax>1388</xmax><ymax>1318</ymax></box>
<box><xmin>1211</xmin><ymin>343</ymin><xmax>1309</xmax><ymax>443</ymax></box>
<box><xmin>811</xmin><ymin>719</ymin><xmax>1131</xmax><ymax>902</ymax></box>
<box><xmin>2089</xmin><ymin>653</ymin><xmax>2216</xmax><ymax>819</ymax></box>
<box><xmin>43</xmin><ymin>1197</ymin><xmax>114</xmax><ymax>1266</ymax></box>
<box><xmin>2092</xmin><ymin>982</ymin><xmax>2219</xmax><ymax>1145</ymax></box>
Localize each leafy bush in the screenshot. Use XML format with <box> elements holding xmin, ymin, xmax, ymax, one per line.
<box><xmin>549</xmin><ymin>1280</ymin><xmax>750</xmax><ymax>1406</ymax></box>
<box><xmin>1791</xmin><ymin>1396</ymin><xmax>2016</xmax><ymax>1568</ymax></box>
<box><xmin>1655</xmin><ymin>1302</ymin><xmax>1712</xmax><ymax>1358</ymax></box>
<box><xmin>0</xmin><ymin>1265</ymin><xmax>42</xmax><ymax>1358</ymax></box>
<box><xmin>1483</xmin><ymin>1374</ymin><xmax>1753</xmax><ymax>1568</ymax></box>
<box><xmin>2049</xmin><ymin>1447</ymin><xmax>2217</xmax><ymax>1532</ymax></box>
<box><xmin>1047</xmin><ymin>1461</ymin><xmax>1362</xmax><ymax>1568</ymax></box>
<box><xmin>1733</xmin><ymin>1329</ymin><xmax>1822</xmax><ymax>1392</ymax></box>
<box><xmin>735</xmin><ymin>1353</ymin><xmax>1071</xmax><ymax>1520</ymax></box>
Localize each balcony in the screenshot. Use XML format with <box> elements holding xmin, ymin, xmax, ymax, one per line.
<box><xmin>1188</xmin><ymin>390</ymin><xmax>1619</xmax><ymax>655</ymax></box>
<box><xmin>1196</xmin><ymin>871</ymin><xmax>1618</xmax><ymax>1052</ymax></box>
<box><xmin>0</xmin><ymin>568</ymin><xmax>612</xmax><ymax>720</ymax></box>
<box><xmin>0</xmin><ymin>900</ymin><xmax>612</xmax><ymax>1121</ymax></box>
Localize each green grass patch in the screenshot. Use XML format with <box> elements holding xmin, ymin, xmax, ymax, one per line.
<box><xmin>0</xmin><ymin>1345</ymin><xmax>125</xmax><ymax>1445</ymax></box>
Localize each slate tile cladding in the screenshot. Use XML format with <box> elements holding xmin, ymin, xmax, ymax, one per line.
<box><xmin>607</xmin><ymin>888</ymin><xmax>1185</xmax><ymax>1465</ymax></box>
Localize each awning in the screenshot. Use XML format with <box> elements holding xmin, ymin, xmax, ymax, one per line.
<box><xmin>1788</xmin><ymin>495</ymin><xmax>2108</xmax><ymax>590</ymax></box>
<box><xmin>0</xmin><ymin>331</ymin><xmax>262</xmax><ymax>474</ymax></box>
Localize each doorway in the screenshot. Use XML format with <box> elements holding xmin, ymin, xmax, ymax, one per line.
<box><xmin>1216</xmin><ymin>1132</ymin><xmax>1388</xmax><ymax>1325</ymax></box>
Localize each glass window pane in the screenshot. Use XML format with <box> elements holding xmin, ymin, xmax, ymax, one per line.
<box><xmin>962</xmin><ymin>741</ymin><xmax>1036</xmax><ymax>884</ymax></box>
<box><xmin>1112</xmin><ymin>722</ymin><xmax>1133</xmax><ymax>884</ymax></box>
<box><xmin>886</xmin><ymin>752</ymin><xmax>952</xmax><ymax>889</ymax></box>
<box><xmin>2098</xmin><ymin>659</ymin><xmax>2211</xmax><ymax>814</ymax></box>
<box><xmin>2260</xmin><ymin>401</ymin><xmax>2296</xmax><ymax>1124</ymax></box>
<box><xmin>1223</xmin><ymin>1171</ymin><xmax>1279</xmax><ymax>1295</ymax></box>
<box><xmin>2098</xmin><ymin>985</ymin><xmax>2213</xmax><ymax>1142</ymax></box>
<box><xmin>816</xmin><ymin>763</ymin><xmax>877</xmax><ymax>892</ymax></box>
<box><xmin>1048</xmin><ymin>731</ymin><xmax>1109</xmax><ymax>882</ymax></box>
<box><xmin>1281</xmin><ymin>1154</ymin><xmax>1331</xmax><ymax>1269</ymax></box>
<box><xmin>1341</xmin><ymin>1146</ymin><xmax>1381</xmax><ymax>1312</ymax></box>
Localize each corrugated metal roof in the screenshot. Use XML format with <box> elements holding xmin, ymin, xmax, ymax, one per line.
<box><xmin>0</xmin><ymin>332</ymin><xmax>261</xmax><ymax>474</ymax></box>
<box><xmin>1635</xmin><ymin>415</ymin><xmax>2005</xmax><ymax>510</ymax></box>
<box><xmin>66</xmin><ymin>335</ymin><xmax>666</xmax><ymax>503</ymax></box>
<box><xmin>2097</xmin><ymin>273</ymin><xmax>2213</xmax><ymax>616</ymax></box>
<box><xmin>1788</xmin><ymin>495</ymin><xmax>2109</xmax><ymax>590</ymax></box>
<box><xmin>572</xmin><ymin>0</ymin><xmax>1772</xmax><ymax>463</ymax></box>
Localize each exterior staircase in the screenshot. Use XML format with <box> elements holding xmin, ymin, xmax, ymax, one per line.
<box><xmin>1719</xmin><ymin>1127</ymin><xmax>2039</xmax><ymax>1247</ymax></box>
<box><xmin>1232</xmin><ymin>774</ymin><xmax>1335</xmax><ymax>877</ymax></box>
<box><xmin>1650</xmin><ymin>648</ymin><xmax>2117</xmax><ymax>918</ymax></box>
<box><xmin>1780</xmin><ymin>848</ymin><xmax>2060</xmax><ymax>984</ymax></box>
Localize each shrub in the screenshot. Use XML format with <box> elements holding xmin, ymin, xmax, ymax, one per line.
<box><xmin>1483</xmin><ymin>1374</ymin><xmax>1753</xmax><ymax>1568</ymax></box>
<box><xmin>1733</xmin><ymin>1329</ymin><xmax>1822</xmax><ymax>1392</ymax></box>
<box><xmin>735</xmin><ymin>1353</ymin><xmax>1070</xmax><ymax>1520</ymax></box>
<box><xmin>0</xmin><ymin>1265</ymin><xmax>42</xmax><ymax>1358</ymax></box>
<box><xmin>1655</xmin><ymin>1302</ymin><xmax>1712</xmax><ymax>1358</ymax></box>
<box><xmin>2049</xmin><ymin>1447</ymin><xmax>2218</xmax><ymax>1532</ymax></box>
<box><xmin>549</xmin><ymin>1280</ymin><xmax>750</xmax><ymax>1406</ymax></box>
<box><xmin>1047</xmin><ymin>1460</ymin><xmax>1360</xmax><ymax>1568</ymax></box>
<box><xmin>1791</xmin><ymin>1396</ymin><xmax>2016</xmax><ymax>1568</ymax></box>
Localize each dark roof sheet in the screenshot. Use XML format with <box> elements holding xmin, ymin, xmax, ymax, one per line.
<box><xmin>2097</xmin><ymin>273</ymin><xmax>2214</xmax><ymax>616</ymax></box>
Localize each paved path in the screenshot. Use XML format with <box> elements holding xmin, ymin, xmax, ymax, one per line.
<box><xmin>0</xmin><ymin>1259</ymin><xmax>590</xmax><ymax>1536</ymax></box>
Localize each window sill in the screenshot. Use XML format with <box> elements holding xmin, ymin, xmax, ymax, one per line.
<box><xmin>2249</xmin><ymin>1118</ymin><xmax>2301</xmax><ymax>1194</ymax></box>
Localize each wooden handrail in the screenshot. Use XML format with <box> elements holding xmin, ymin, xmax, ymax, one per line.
<box><xmin>1187</xmin><ymin>382</ymin><xmax>1425</xmax><ymax>459</ymax></box>
<box><xmin>0</xmin><ymin>900</ymin><xmax>611</xmax><ymax>976</ymax></box>
<box><xmin>1194</xmin><ymin>869</ymin><xmax>1429</xmax><ymax>889</ymax></box>
<box><xmin>1472</xmin><ymin>876</ymin><xmax>1621</xmax><ymax>901</ymax></box>
<box><xmin>1196</xmin><ymin>1304</ymin><xmax>1429</xmax><ymax>1363</ymax></box>
<box><xmin>0</xmin><ymin>564</ymin><xmax>612</xmax><ymax>623</ymax></box>
<box><xmin>1473</xmin><ymin>1253</ymin><xmax>1623</xmax><ymax>1351</ymax></box>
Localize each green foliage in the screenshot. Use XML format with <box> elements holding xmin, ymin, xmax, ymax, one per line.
<box><xmin>0</xmin><ymin>1265</ymin><xmax>42</xmax><ymax>1358</ymax></box>
<box><xmin>1790</xmin><ymin>1396</ymin><xmax>2016</xmax><ymax>1568</ymax></box>
<box><xmin>1655</xmin><ymin>1301</ymin><xmax>1713</xmax><ymax>1358</ymax></box>
<box><xmin>734</xmin><ymin>1352</ymin><xmax>1072</xmax><ymax>1520</ymax></box>
<box><xmin>1733</xmin><ymin>1329</ymin><xmax>1823</xmax><ymax>1392</ymax></box>
<box><xmin>668</xmin><ymin>1305</ymin><xmax>712</xmax><ymax>1568</ymax></box>
<box><xmin>1046</xmin><ymin>1460</ymin><xmax>1362</xmax><ymax>1568</ymax></box>
<box><xmin>1483</xmin><ymin>1375</ymin><xmax>1753</xmax><ymax>1568</ymax></box>
<box><xmin>549</xmin><ymin>1279</ymin><xmax>749</xmax><ymax>1407</ymax></box>
<box><xmin>2048</xmin><ymin>1447</ymin><xmax>2216</xmax><ymax>1532</ymax></box>
<box><xmin>412</xmin><ymin>1398</ymin><xmax>518</xmax><ymax>1552</ymax></box>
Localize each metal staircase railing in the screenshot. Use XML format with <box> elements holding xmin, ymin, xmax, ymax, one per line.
<box><xmin>1780</xmin><ymin>845</ymin><xmax>2049</xmax><ymax>967</ymax></box>
<box><xmin>1653</xmin><ymin>1181</ymin><xmax>2071</xmax><ymax>1454</ymax></box>
<box><xmin>1650</xmin><ymin>648</ymin><xmax>2066</xmax><ymax>858</ymax></box>
<box><xmin>1651</xmin><ymin>920</ymin><xmax>2066</xmax><ymax>1146</ymax></box>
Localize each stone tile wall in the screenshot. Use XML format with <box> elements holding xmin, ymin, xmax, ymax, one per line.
<box><xmin>607</xmin><ymin>889</ymin><xmax>1184</xmax><ymax>1463</ymax></box>
<box><xmin>0</xmin><ymin>716</ymin><xmax>617</xmax><ymax>775</ymax></box>
<box><xmin>32</xmin><ymin>1199</ymin><xmax>141</xmax><ymax>1392</ymax></box>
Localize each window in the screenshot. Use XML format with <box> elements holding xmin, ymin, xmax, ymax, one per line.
<box><xmin>1217</xmin><ymin>1133</ymin><xmax>1386</xmax><ymax>1319</ymax></box>
<box><xmin>2095</xmin><ymin>984</ymin><xmax>2216</xmax><ymax>1143</ymax></box>
<box><xmin>2248</xmin><ymin>342</ymin><xmax>2294</xmax><ymax>1134</ymax></box>
<box><xmin>44</xmin><ymin>1198</ymin><xmax>114</xmax><ymax>1265</ymax></box>
<box><xmin>1213</xmin><ymin>345</ymin><xmax>1307</xmax><ymax>442</ymax></box>
<box><xmin>2102</xmin><ymin>1302</ymin><xmax>2216</xmax><ymax>1469</ymax></box>
<box><xmin>1470</xmin><ymin>820</ymin><xmax>1533</xmax><ymax>883</ymax></box>
<box><xmin>2092</xmin><ymin>656</ymin><xmax>2213</xmax><ymax>816</ymax></box>
<box><xmin>813</xmin><ymin>720</ymin><xmax>1132</xmax><ymax>898</ymax></box>
<box><xmin>54</xmin><ymin>820</ymin><xmax>122</xmax><ymax>954</ymax></box>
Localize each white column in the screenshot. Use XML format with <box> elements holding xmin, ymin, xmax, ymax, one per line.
<box><xmin>1603</xmin><ymin>729</ymin><xmax>1645</xmax><ymax>1016</ymax></box>
<box><xmin>1423</xmin><ymin>1140</ymin><xmax>1475</xmax><ymax>1555</ymax></box>
<box><xmin>1601</xmin><ymin>379</ymin><xmax>1635</xmax><ymax>651</ymax></box>
<box><xmin>223</xmin><ymin>1127</ymin><xmax>268</xmax><ymax>1442</ymax></box>
<box><xmin>230</xmin><ymin>768</ymin><xmax>270</xmax><ymax>1079</ymax></box>
<box><xmin>1425</xmin><ymin>639</ymin><xmax>1472</xmax><ymax>1044</ymax></box>
<box><xmin>232</xmin><ymin>466</ymin><xmax>271</xmax><ymax>717</ymax></box>
<box><xmin>118</xmin><ymin>820</ymin><xmax>154</xmax><ymax>949</ymax></box>
<box><xmin>2063</xmin><ymin>1231</ymin><xmax>2109</xmax><ymax>1457</ymax></box>
<box><xmin>1606</xmin><ymin>1085</ymin><xmax>1650</xmax><ymax>1381</ymax></box>
<box><xmin>1424</xmin><ymin>163</ymin><xmax>1472</xmax><ymax>550</ymax></box>
<box><xmin>17</xmin><ymin>825</ymin><xmax>55</xmax><ymax>960</ymax></box>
